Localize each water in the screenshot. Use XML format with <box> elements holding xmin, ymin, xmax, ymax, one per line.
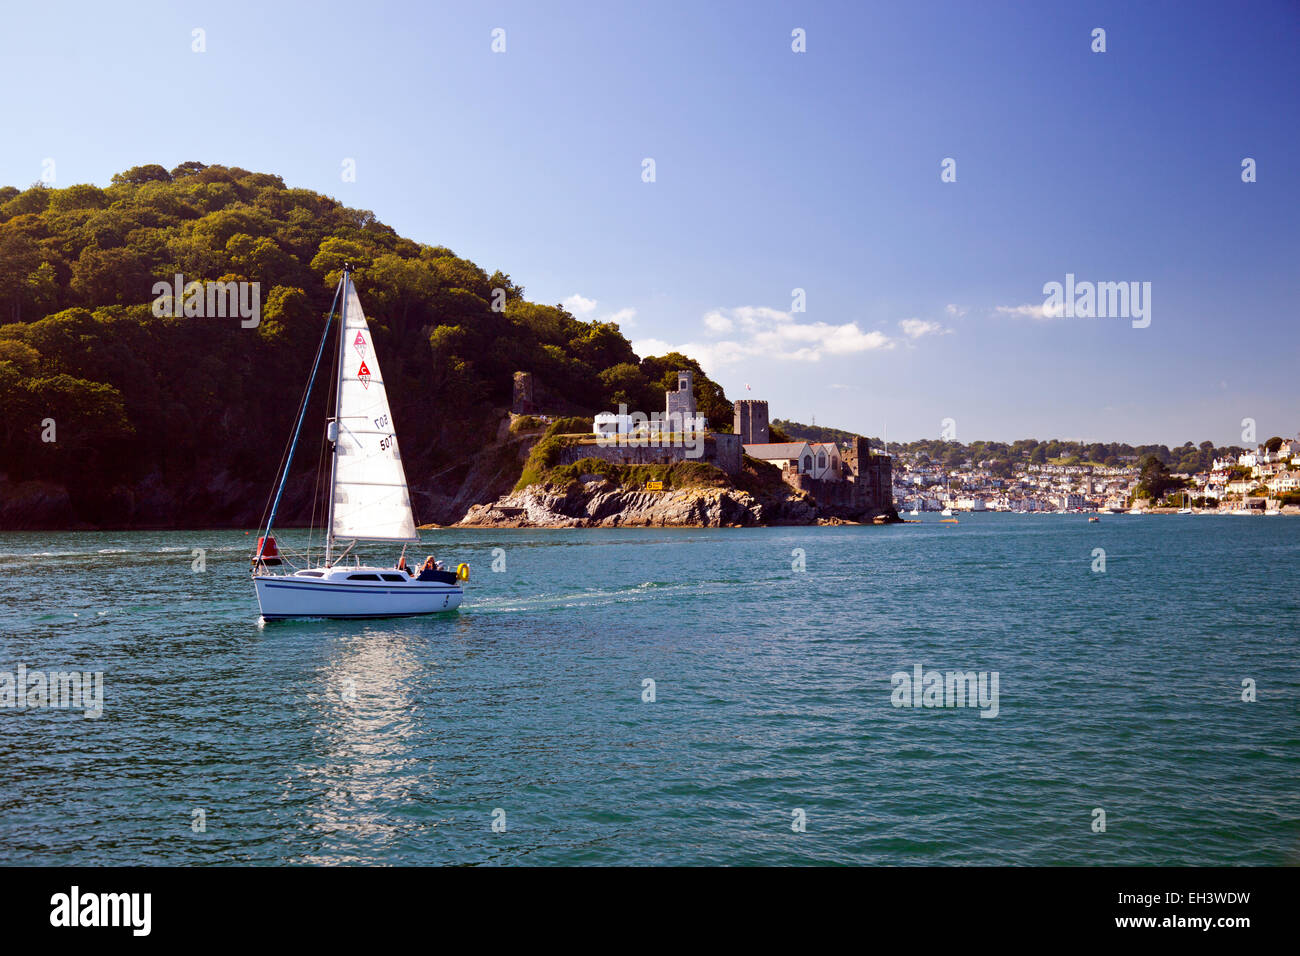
<box><xmin>1</xmin><ymin>515</ymin><xmax>1296</xmax><ymax>865</ymax></box>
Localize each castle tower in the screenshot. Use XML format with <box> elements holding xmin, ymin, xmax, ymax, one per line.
<box><xmin>665</xmin><ymin>369</ymin><xmax>697</xmax><ymax>426</ymax></box>
<box><xmin>847</xmin><ymin>436</ymin><xmax>894</xmax><ymax>513</ymax></box>
<box><xmin>512</xmin><ymin>371</ymin><xmax>537</xmax><ymax>414</ymax></box>
<box><xmin>734</xmin><ymin>399</ymin><xmax>769</xmax><ymax>445</ymax></box>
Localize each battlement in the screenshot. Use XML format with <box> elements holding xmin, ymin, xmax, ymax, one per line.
<box><xmin>734</xmin><ymin>399</ymin><xmax>770</xmax><ymax>445</ymax></box>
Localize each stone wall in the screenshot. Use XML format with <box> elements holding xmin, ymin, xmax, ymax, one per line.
<box><xmin>556</xmin><ymin>433</ymin><xmax>741</xmax><ymax>476</ymax></box>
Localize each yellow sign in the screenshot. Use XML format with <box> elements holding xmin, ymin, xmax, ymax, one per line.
<box><xmin>646</xmin><ymin>481</ymin><xmax>664</xmax><ymax>491</ymax></box>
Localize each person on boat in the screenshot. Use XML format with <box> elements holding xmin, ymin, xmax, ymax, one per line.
<box><xmin>397</xmin><ymin>556</ymin><xmax>410</xmax><ymax>575</ymax></box>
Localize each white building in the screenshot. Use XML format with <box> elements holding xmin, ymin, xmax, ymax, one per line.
<box><xmin>743</xmin><ymin>441</ymin><xmax>842</xmax><ymax>479</ymax></box>
<box><xmin>593</xmin><ymin>413</ymin><xmax>634</xmax><ymax>437</ymax></box>
<box><xmin>593</xmin><ymin>411</ymin><xmax>706</xmax><ymax>438</ymax></box>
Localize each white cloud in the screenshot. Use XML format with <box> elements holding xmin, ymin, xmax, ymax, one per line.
<box><xmin>631</xmin><ymin>336</ymin><xmax>711</xmax><ymax>364</ymax></box>
<box><xmin>945</xmin><ymin>304</ymin><xmax>968</xmax><ymax>318</ymax></box>
<box><xmin>996</xmin><ymin>303</ymin><xmax>1064</xmax><ymax>320</ymax></box>
<box><xmin>564</xmin><ymin>294</ymin><xmax>636</xmax><ymax>327</ymax></box>
<box><xmin>602</xmin><ymin>307</ymin><xmax>636</xmax><ymax>328</ymax></box>
<box><xmin>563</xmin><ymin>293</ymin><xmax>598</xmax><ymax>316</ymax></box>
<box><xmin>702</xmin><ymin>310</ymin><xmax>734</xmax><ymax>334</ymax></box>
<box><xmin>898</xmin><ymin>318</ymin><xmax>949</xmax><ymax>339</ymax></box>
<box><xmin>636</xmin><ymin>305</ymin><xmax>894</xmax><ymax>371</ymax></box>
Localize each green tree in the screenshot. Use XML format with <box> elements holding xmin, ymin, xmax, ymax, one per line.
<box><xmin>111</xmin><ymin>165</ymin><xmax>172</xmax><ymax>186</ymax></box>
<box><xmin>598</xmin><ymin>362</ymin><xmax>651</xmax><ymax>408</ymax></box>
<box><xmin>1135</xmin><ymin>455</ymin><xmax>1184</xmax><ymax>500</ymax></box>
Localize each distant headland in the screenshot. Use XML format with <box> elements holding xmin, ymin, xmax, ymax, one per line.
<box><xmin>456</xmin><ymin>371</ymin><xmax>897</xmax><ymax>529</ymax></box>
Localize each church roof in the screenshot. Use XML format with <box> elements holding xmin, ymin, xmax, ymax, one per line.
<box><xmin>744</xmin><ymin>442</ymin><xmax>811</xmax><ymax>459</ymax></box>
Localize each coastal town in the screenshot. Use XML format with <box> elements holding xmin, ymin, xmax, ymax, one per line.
<box><xmin>493</xmin><ymin>370</ymin><xmax>1300</xmax><ymax>524</ymax></box>
<box><xmin>883</xmin><ymin>436</ymin><xmax>1300</xmax><ymax>515</ymax></box>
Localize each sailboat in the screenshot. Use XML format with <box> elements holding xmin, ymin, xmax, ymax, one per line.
<box><xmin>1177</xmin><ymin>490</ymin><xmax>1193</xmax><ymax>515</ymax></box>
<box><xmin>251</xmin><ymin>266</ymin><xmax>467</xmax><ymax>620</ymax></box>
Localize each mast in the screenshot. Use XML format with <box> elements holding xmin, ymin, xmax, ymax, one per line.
<box><xmin>325</xmin><ymin>265</ymin><xmax>350</xmax><ymax>565</ymax></box>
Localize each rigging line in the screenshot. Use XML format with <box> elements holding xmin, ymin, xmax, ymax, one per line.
<box><xmin>307</xmin><ymin>310</ymin><xmax>339</xmax><ymax>566</ymax></box>
<box><xmin>255</xmin><ymin>280</ymin><xmax>343</xmax><ymax>541</ymax></box>
<box><xmin>259</xmin><ymin>277</ymin><xmax>344</xmax><ymax>555</ymax></box>
<box><xmin>307</xmin><ymin>427</ymin><xmax>323</xmax><ymax>567</ymax></box>
<box><xmin>313</xmin><ymin>291</ymin><xmax>345</xmax><ymax>561</ymax></box>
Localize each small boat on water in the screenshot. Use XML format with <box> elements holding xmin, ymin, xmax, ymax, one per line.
<box><xmin>251</xmin><ymin>265</ymin><xmax>467</xmax><ymax>620</ymax></box>
<box><xmin>1088</xmin><ymin>516</ymin><xmax>1100</xmax><ymax>522</ymax></box>
<box><xmin>940</xmin><ymin>507</ymin><xmax>954</xmax><ymax>516</ymax></box>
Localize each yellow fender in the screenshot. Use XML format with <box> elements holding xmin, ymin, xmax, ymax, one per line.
<box><xmin>456</xmin><ymin>563</ymin><xmax>470</xmax><ymax>582</ymax></box>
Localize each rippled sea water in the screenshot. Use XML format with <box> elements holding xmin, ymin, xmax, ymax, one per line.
<box><xmin>0</xmin><ymin>515</ymin><xmax>1297</xmax><ymax>865</ymax></box>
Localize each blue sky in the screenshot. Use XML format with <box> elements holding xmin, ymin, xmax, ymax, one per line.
<box><xmin>2</xmin><ymin>0</ymin><xmax>1297</xmax><ymax>445</ymax></box>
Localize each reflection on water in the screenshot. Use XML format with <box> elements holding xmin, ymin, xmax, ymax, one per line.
<box><xmin>291</xmin><ymin>631</ymin><xmax>427</xmax><ymax>865</ymax></box>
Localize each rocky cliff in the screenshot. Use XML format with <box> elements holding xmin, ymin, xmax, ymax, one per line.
<box><xmin>457</xmin><ymin>476</ymin><xmax>818</xmax><ymax>528</ymax></box>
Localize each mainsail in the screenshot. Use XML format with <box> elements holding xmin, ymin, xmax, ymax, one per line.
<box><xmin>329</xmin><ymin>277</ymin><xmax>418</xmax><ymax>543</ymax></box>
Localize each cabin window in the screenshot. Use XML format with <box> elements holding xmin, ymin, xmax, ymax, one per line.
<box><xmin>298</xmin><ymin>571</ymin><xmax>324</xmax><ymax>577</ymax></box>
<box><xmin>817</xmin><ymin>452</ymin><xmax>827</xmax><ymax>469</ymax></box>
<box><xmin>380</xmin><ymin>573</ymin><xmax>406</xmax><ymax>582</ymax></box>
<box><xmin>802</xmin><ymin>455</ymin><xmax>812</xmax><ymax>472</ymax></box>
<box><xmin>347</xmin><ymin>573</ymin><xmax>381</xmax><ymax>581</ymax></box>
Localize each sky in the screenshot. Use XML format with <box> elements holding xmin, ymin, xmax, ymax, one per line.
<box><xmin>1</xmin><ymin>0</ymin><xmax>1297</xmax><ymax>446</ymax></box>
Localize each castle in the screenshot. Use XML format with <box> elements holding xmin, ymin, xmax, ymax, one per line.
<box><xmin>581</xmin><ymin>374</ymin><xmax>893</xmax><ymax>518</ymax></box>
<box><xmin>732</xmin><ymin>399</ymin><xmax>894</xmax><ymax>518</ymax></box>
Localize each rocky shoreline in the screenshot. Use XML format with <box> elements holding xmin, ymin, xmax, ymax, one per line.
<box><xmin>457</xmin><ymin>478</ymin><xmax>898</xmax><ymax>529</ymax></box>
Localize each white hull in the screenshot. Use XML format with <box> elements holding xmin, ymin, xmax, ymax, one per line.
<box><xmin>254</xmin><ymin>567</ymin><xmax>463</xmax><ymax>620</ymax></box>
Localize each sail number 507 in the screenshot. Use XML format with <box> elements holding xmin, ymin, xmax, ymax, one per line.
<box><xmin>373</xmin><ymin>414</ymin><xmax>389</xmax><ymax>429</ymax></box>
<box><xmin>380</xmin><ymin>435</ymin><xmax>394</xmax><ymax>452</ymax></box>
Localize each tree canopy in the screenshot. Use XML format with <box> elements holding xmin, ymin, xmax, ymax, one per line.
<box><xmin>0</xmin><ymin>162</ymin><xmax>730</xmax><ymax>526</ymax></box>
